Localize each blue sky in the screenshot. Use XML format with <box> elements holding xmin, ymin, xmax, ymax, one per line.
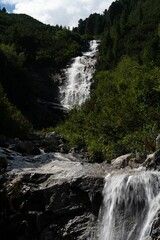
<box><xmin>0</xmin><ymin>2</ymin><xmax>15</xmax><ymax>12</ymax></box>
<box><xmin>0</xmin><ymin>0</ymin><xmax>114</xmax><ymax>28</ymax></box>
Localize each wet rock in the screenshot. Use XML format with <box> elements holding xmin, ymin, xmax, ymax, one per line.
<box><xmin>58</xmin><ymin>144</ymin><xmax>69</xmax><ymax>153</ymax></box>
<box><xmin>1</xmin><ymin>132</ymin><xmax>67</xmax><ymax>155</ymax></box>
<box><xmin>150</xmin><ymin>210</ymin><xmax>160</xmax><ymax>240</ymax></box>
<box><xmin>111</xmin><ymin>153</ymin><xmax>132</xmax><ymax>168</ymax></box>
<box><xmin>143</xmin><ymin>150</ymin><xmax>160</xmax><ymax>171</ymax></box>
<box><xmin>26</xmin><ymin>132</ymin><xmax>66</xmax><ymax>153</ymax></box>
<box><xmin>27</xmin><ymin>133</ymin><xmax>46</xmax><ymax>141</ymax></box>
<box><xmin>42</xmin><ymin>132</ymin><xmax>63</xmax><ymax>153</ymax></box>
<box><xmin>4</xmin><ymin>145</ymin><xmax>160</xmax><ymax>240</ymax></box>
<box><xmin>0</xmin><ymin>151</ymin><xmax>104</xmax><ymax>240</ymax></box>
<box><xmin>16</xmin><ymin>141</ymin><xmax>41</xmax><ymax>155</ymax></box>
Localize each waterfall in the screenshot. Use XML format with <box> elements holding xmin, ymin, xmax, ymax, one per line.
<box><xmin>97</xmin><ymin>170</ymin><xmax>160</xmax><ymax>240</ymax></box>
<box><xmin>59</xmin><ymin>40</ymin><xmax>100</xmax><ymax>109</ymax></box>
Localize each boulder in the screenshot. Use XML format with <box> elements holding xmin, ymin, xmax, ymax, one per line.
<box><xmin>16</xmin><ymin>141</ymin><xmax>41</xmax><ymax>155</ymax></box>
<box><xmin>143</xmin><ymin>150</ymin><xmax>160</xmax><ymax>171</ymax></box>
<box><xmin>26</xmin><ymin>132</ymin><xmax>65</xmax><ymax>153</ymax></box>
<box><xmin>150</xmin><ymin>210</ymin><xmax>160</xmax><ymax>240</ymax></box>
<box><xmin>4</xmin><ymin>146</ymin><xmax>160</xmax><ymax>240</ymax></box>
<box><xmin>111</xmin><ymin>153</ymin><xmax>132</xmax><ymax>168</ymax></box>
<box><xmin>1</xmin><ymin>152</ymin><xmax>105</xmax><ymax>240</ymax></box>
<box><xmin>26</xmin><ymin>133</ymin><xmax>46</xmax><ymax>141</ymax></box>
<box><xmin>41</xmin><ymin>132</ymin><xmax>64</xmax><ymax>153</ymax></box>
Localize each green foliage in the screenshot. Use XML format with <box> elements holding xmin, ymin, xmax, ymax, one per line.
<box><xmin>100</xmin><ymin>0</ymin><xmax>160</xmax><ymax>68</ymax></box>
<box><xmin>55</xmin><ymin>57</ymin><xmax>160</xmax><ymax>161</ymax></box>
<box><xmin>0</xmin><ymin>43</ymin><xmax>25</xmax><ymax>68</ymax></box>
<box><xmin>0</xmin><ymin>11</ymin><xmax>83</xmax><ymax>68</ymax></box>
<box><xmin>1</xmin><ymin>0</ymin><xmax>160</xmax><ymax>161</ymax></box>
<box><xmin>75</xmin><ymin>0</ymin><xmax>160</xmax><ymax>69</ymax></box>
<box><xmin>73</xmin><ymin>13</ymin><xmax>105</xmax><ymax>37</ymax></box>
<box><xmin>41</xmin><ymin>0</ymin><xmax>160</xmax><ymax>161</ymax></box>
<box><xmin>0</xmin><ymin>10</ymin><xmax>84</xmax><ymax>131</ymax></box>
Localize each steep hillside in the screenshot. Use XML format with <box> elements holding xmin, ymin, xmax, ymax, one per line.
<box><xmin>0</xmin><ymin>9</ymin><xmax>83</xmax><ymax>134</ymax></box>
<box><xmin>75</xmin><ymin>0</ymin><xmax>160</xmax><ymax>67</ymax></box>
<box><xmin>56</xmin><ymin>0</ymin><xmax>160</xmax><ymax>161</ymax></box>
<box><xmin>98</xmin><ymin>0</ymin><xmax>160</xmax><ymax>69</ymax></box>
<box><xmin>1</xmin><ymin>0</ymin><xmax>160</xmax><ymax>158</ymax></box>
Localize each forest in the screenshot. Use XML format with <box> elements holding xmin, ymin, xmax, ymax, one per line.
<box><xmin>1</xmin><ymin>0</ymin><xmax>160</xmax><ymax>161</ymax></box>
<box><xmin>0</xmin><ymin>9</ymin><xmax>83</xmax><ymax>135</ymax></box>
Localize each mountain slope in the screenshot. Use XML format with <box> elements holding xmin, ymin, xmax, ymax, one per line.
<box><xmin>0</xmin><ymin>9</ymin><xmax>83</xmax><ymax>134</ymax></box>
<box><xmin>75</xmin><ymin>0</ymin><xmax>160</xmax><ymax>68</ymax></box>
<box><xmin>55</xmin><ymin>0</ymin><xmax>160</xmax><ymax>161</ymax></box>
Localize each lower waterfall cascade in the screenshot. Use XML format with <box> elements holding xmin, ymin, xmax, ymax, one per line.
<box><xmin>96</xmin><ymin>170</ymin><xmax>160</xmax><ymax>240</ymax></box>
<box><xmin>1</xmin><ymin>134</ymin><xmax>160</xmax><ymax>240</ymax></box>
<box><xmin>59</xmin><ymin>40</ymin><xmax>100</xmax><ymax>109</ymax></box>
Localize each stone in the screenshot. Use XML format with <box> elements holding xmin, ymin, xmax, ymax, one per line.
<box><xmin>42</xmin><ymin>132</ymin><xmax>64</xmax><ymax>153</ymax></box>
<box><xmin>156</xmin><ymin>134</ymin><xmax>160</xmax><ymax>150</ymax></box>
<box><xmin>27</xmin><ymin>133</ymin><xmax>46</xmax><ymax>141</ymax></box>
<box><xmin>111</xmin><ymin>153</ymin><xmax>132</xmax><ymax>168</ymax></box>
<box><xmin>143</xmin><ymin>150</ymin><xmax>160</xmax><ymax>170</ymax></box>
<box><xmin>0</xmin><ymin>156</ymin><xmax>7</xmax><ymax>170</ymax></box>
<box><xmin>45</xmin><ymin>132</ymin><xmax>61</xmax><ymax>144</ymax></box>
<box><xmin>150</xmin><ymin>210</ymin><xmax>160</xmax><ymax>240</ymax></box>
<box><xmin>58</xmin><ymin>144</ymin><xmax>69</xmax><ymax>153</ymax></box>
<box><xmin>0</xmin><ymin>150</ymin><xmax>105</xmax><ymax>240</ymax></box>
<box><xmin>16</xmin><ymin>141</ymin><xmax>41</xmax><ymax>155</ymax></box>
<box><xmin>3</xmin><ymin>144</ymin><xmax>160</xmax><ymax>240</ymax></box>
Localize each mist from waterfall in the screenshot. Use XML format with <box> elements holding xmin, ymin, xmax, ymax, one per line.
<box><xmin>96</xmin><ymin>170</ymin><xmax>160</xmax><ymax>240</ymax></box>
<box><xmin>59</xmin><ymin>40</ymin><xmax>99</xmax><ymax>109</ymax></box>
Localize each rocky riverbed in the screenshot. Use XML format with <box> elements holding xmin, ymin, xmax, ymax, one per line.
<box><xmin>0</xmin><ymin>133</ymin><xmax>160</xmax><ymax>240</ymax></box>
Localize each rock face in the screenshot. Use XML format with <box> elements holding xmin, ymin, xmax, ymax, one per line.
<box><xmin>0</xmin><ymin>136</ymin><xmax>160</xmax><ymax>240</ymax></box>
<box><xmin>111</xmin><ymin>153</ymin><xmax>132</xmax><ymax>168</ymax></box>
<box><xmin>143</xmin><ymin>150</ymin><xmax>160</xmax><ymax>171</ymax></box>
<box><xmin>0</xmin><ymin>147</ymin><xmax>105</xmax><ymax>240</ymax></box>
<box><xmin>151</xmin><ymin>210</ymin><xmax>160</xmax><ymax>240</ymax></box>
<box><xmin>0</xmin><ymin>132</ymin><xmax>69</xmax><ymax>155</ymax></box>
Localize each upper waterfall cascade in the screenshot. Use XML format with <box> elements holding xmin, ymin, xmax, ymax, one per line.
<box><xmin>59</xmin><ymin>40</ymin><xmax>100</xmax><ymax>109</ymax></box>
<box><xmin>97</xmin><ymin>170</ymin><xmax>160</xmax><ymax>240</ymax></box>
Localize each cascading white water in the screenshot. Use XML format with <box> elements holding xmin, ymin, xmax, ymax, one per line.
<box><xmin>98</xmin><ymin>170</ymin><xmax>160</xmax><ymax>240</ymax></box>
<box><xmin>59</xmin><ymin>40</ymin><xmax>99</xmax><ymax>109</ymax></box>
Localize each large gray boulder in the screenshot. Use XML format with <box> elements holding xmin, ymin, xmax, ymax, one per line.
<box><xmin>1</xmin><ymin>151</ymin><xmax>105</xmax><ymax>240</ymax></box>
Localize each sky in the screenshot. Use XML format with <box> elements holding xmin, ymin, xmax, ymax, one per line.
<box><xmin>0</xmin><ymin>0</ymin><xmax>114</xmax><ymax>28</ymax></box>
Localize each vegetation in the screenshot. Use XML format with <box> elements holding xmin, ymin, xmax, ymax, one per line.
<box><xmin>1</xmin><ymin>0</ymin><xmax>160</xmax><ymax>161</ymax></box>
<box><xmin>55</xmin><ymin>0</ymin><xmax>160</xmax><ymax>161</ymax></box>
<box><xmin>0</xmin><ymin>9</ymin><xmax>84</xmax><ymax>135</ymax></box>
<box><xmin>55</xmin><ymin>57</ymin><xmax>160</xmax><ymax>161</ymax></box>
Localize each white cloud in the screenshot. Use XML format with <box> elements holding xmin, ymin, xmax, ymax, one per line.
<box><xmin>1</xmin><ymin>0</ymin><xmax>114</xmax><ymax>28</ymax></box>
